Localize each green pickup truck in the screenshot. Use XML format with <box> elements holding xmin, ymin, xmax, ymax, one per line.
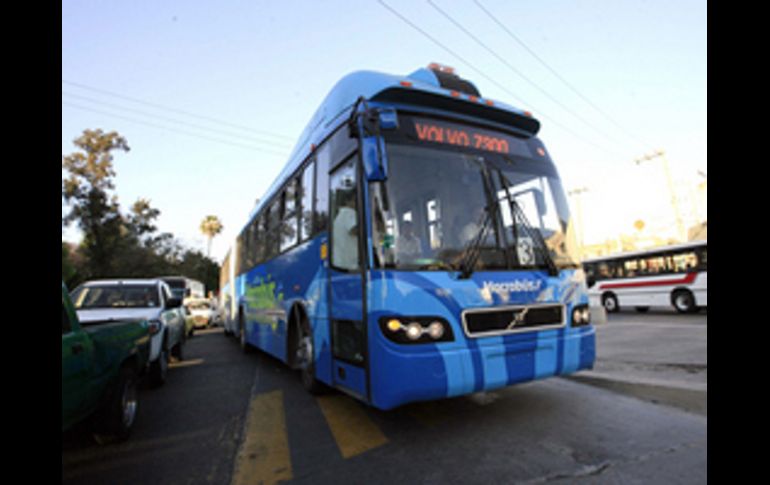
<box><xmin>62</xmin><ymin>282</ymin><xmax>152</xmax><ymax>443</ymax></box>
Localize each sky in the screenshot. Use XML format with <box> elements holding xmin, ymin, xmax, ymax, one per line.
<box><xmin>61</xmin><ymin>0</ymin><xmax>707</xmax><ymax>263</ymax></box>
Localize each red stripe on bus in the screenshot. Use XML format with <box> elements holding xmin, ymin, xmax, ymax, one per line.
<box><xmin>598</xmin><ymin>272</ymin><xmax>697</xmax><ymax>290</ymax></box>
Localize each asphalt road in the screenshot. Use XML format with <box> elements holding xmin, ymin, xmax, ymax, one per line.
<box><xmin>62</xmin><ymin>320</ymin><xmax>707</xmax><ymax>484</ymax></box>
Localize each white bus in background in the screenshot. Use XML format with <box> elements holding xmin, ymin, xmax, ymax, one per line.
<box><xmin>159</xmin><ymin>276</ymin><xmax>205</xmax><ymax>302</ymax></box>
<box><xmin>218</xmin><ymin>244</ymin><xmax>238</xmax><ymax>337</ymax></box>
<box><xmin>582</xmin><ymin>241</ymin><xmax>707</xmax><ymax>314</ymax></box>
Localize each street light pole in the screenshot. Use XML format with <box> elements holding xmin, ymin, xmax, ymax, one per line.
<box><xmin>634</xmin><ymin>149</ymin><xmax>686</xmax><ymax>242</ymax></box>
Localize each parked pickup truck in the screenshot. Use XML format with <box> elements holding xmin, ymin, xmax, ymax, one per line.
<box><xmin>62</xmin><ymin>281</ymin><xmax>151</xmax><ymax>443</ymax></box>
<box><xmin>70</xmin><ymin>279</ymin><xmax>187</xmax><ymax>387</ymax></box>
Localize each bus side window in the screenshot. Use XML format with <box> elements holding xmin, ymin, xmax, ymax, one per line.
<box><xmin>300</xmin><ymin>160</ymin><xmax>315</xmax><ymax>242</ymax></box>
<box><xmin>258</xmin><ymin>211</ymin><xmax>269</xmax><ymax>263</ymax></box>
<box><xmin>280</xmin><ymin>179</ymin><xmax>300</xmax><ymax>252</ymax></box>
<box><xmin>315</xmin><ymin>146</ymin><xmax>330</xmax><ymax>234</ymax></box>
<box><xmin>330</xmin><ymin>158</ymin><xmax>359</xmax><ymax>271</ymax></box>
<box><xmin>696</xmin><ymin>246</ymin><xmax>707</xmax><ymax>270</ymax></box>
<box><xmin>248</xmin><ymin>217</ymin><xmax>259</xmax><ymax>268</ymax></box>
<box><xmin>265</xmin><ymin>203</ymin><xmax>279</xmax><ymax>260</ymax></box>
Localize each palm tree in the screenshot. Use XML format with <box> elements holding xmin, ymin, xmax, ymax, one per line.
<box><xmin>200</xmin><ymin>215</ymin><xmax>223</xmax><ymax>259</ymax></box>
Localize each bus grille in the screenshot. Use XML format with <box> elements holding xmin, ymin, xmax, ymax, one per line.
<box><xmin>462</xmin><ymin>304</ymin><xmax>565</xmax><ymax>337</ymax></box>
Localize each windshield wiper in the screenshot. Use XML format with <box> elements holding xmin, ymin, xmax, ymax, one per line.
<box><xmin>457</xmin><ymin>204</ymin><xmax>493</xmax><ymax>279</ymax></box>
<box><xmin>458</xmin><ymin>159</ymin><xmax>505</xmax><ymax>279</ymax></box>
<box><xmin>494</xmin><ymin>168</ymin><xmax>559</xmax><ymax>276</ymax></box>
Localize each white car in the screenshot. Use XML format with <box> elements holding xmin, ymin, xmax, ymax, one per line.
<box><xmin>185</xmin><ymin>298</ymin><xmax>221</xmax><ymax>329</ymax></box>
<box><xmin>70</xmin><ymin>279</ymin><xmax>187</xmax><ymax>387</ymax></box>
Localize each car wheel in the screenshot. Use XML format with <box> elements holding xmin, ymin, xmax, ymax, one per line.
<box><xmin>149</xmin><ymin>347</ymin><xmax>169</xmax><ymax>387</ymax></box>
<box><xmin>92</xmin><ymin>365</ymin><xmax>139</xmax><ymax>444</ymax></box>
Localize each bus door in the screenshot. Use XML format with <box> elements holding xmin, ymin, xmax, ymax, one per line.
<box><xmin>327</xmin><ymin>156</ymin><xmax>369</xmax><ymax>400</ymax></box>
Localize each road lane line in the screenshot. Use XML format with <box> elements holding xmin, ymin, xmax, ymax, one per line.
<box><xmin>316</xmin><ymin>394</ymin><xmax>388</xmax><ymax>458</ymax></box>
<box><xmin>231</xmin><ymin>390</ymin><xmax>292</xmax><ymax>485</ymax></box>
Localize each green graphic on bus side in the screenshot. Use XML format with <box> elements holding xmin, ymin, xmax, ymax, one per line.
<box><xmin>244</xmin><ymin>274</ymin><xmax>284</xmax><ymax>333</ymax></box>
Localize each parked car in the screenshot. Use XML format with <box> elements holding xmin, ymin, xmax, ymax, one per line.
<box><xmin>62</xmin><ymin>281</ymin><xmax>151</xmax><ymax>443</ymax></box>
<box><xmin>185</xmin><ymin>298</ymin><xmax>221</xmax><ymax>329</ymax></box>
<box><xmin>70</xmin><ymin>279</ymin><xmax>186</xmax><ymax>388</ymax></box>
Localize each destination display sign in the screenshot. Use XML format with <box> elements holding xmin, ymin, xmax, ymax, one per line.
<box><xmin>409</xmin><ymin>117</ymin><xmax>533</xmax><ymax>157</ymax></box>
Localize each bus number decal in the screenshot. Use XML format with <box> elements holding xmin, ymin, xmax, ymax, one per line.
<box><xmin>517</xmin><ymin>236</ymin><xmax>535</xmax><ymax>266</ymax></box>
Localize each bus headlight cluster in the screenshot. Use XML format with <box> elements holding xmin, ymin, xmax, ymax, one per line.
<box><xmin>380</xmin><ymin>317</ymin><xmax>454</xmax><ymax>344</ymax></box>
<box><xmin>572</xmin><ymin>305</ymin><xmax>591</xmax><ymax>327</ymax></box>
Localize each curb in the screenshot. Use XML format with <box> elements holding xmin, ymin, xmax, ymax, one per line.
<box><xmin>564</xmin><ymin>372</ymin><xmax>707</xmax><ymax>416</ymax></box>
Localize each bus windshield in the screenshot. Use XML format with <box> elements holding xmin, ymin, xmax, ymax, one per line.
<box><xmin>370</xmin><ymin>141</ymin><xmax>580</xmax><ymax>272</ymax></box>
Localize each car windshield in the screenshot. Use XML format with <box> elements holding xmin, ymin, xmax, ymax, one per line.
<box><xmin>370</xmin><ymin>131</ymin><xmax>580</xmax><ymax>272</ymax></box>
<box><xmin>72</xmin><ymin>285</ymin><xmax>160</xmax><ymax>309</ymax></box>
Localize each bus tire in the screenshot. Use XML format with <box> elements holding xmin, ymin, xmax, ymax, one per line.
<box><xmin>602</xmin><ymin>293</ymin><xmax>619</xmax><ymax>313</ymax></box>
<box><xmin>239</xmin><ymin>310</ymin><xmax>253</xmax><ymax>353</ymax></box>
<box><xmin>672</xmin><ymin>289</ymin><xmax>696</xmax><ymax>313</ymax></box>
<box><xmin>294</xmin><ymin>310</ymin><xmax>325</xmax><ymax>395</ymax></box>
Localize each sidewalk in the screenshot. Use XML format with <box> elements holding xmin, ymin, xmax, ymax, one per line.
<box><xmin>565</xmin><ymin>304</ymin><xmax>707</xmax><ymax>416</ymax></box>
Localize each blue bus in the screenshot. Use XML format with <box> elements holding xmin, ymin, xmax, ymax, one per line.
<box><xmin>222</xmin><ymin>63</ymin><xmax>596</xmax><ymax>410</ymax></box>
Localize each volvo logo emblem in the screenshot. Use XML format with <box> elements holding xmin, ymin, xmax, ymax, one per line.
<box><xmin>508</xmin><ymin>308</ymin><xmax>529</xmax><ymax>329</ymax></box>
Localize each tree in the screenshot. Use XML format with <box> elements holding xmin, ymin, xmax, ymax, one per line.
<box><xmin>199</xmin><ymin>215</ymin><xmax>223</xmax><ymax>259</ymax></box>
<box><xmin>62</xmin><ymin>128</ymin><xmax>222</xmax><ymax>286</ymax></box>
<box><xmin>62</xmin><ymin>242</ymin><xmax>78</xmax><ymax>287</ymax></box>
<box><xmin>62</xmin><ymin>129</ymin><xmax>130</xmax><ymax>278</ymax></box>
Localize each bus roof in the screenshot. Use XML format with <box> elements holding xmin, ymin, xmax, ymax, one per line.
<box><xmin>582</xmin><ymin>240</ymin><xmax>707</xmax><ymax>264</ymax></box>
<box><xmin>243</xmin><ymin>65</ymin><xmax>541</xmax><ymax>231</ymax></box>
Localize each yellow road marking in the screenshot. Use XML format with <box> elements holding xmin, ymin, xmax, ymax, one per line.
<box><xmin>232</xmin><ymin>390</ymin><xmax>292</xmax><ymax>485</ymax></box>
<box><xmin>316</xmin><ymin>394</ymin><xmax>388</xmax><ymax>458</ymax></box>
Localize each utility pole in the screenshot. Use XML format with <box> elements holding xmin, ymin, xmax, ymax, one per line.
<box><xmin>568</xmin><ymin>187</ymin><xmax>588</xmax><ymax>259</ymax></box>
<box><xmin>634</xmin><ymin>149</ymin><xmax>686</xmax><ymax>242</ymax></box>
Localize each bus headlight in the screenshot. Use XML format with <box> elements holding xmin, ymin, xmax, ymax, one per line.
<box><xmin>378</xmin><ymin>317</ymin><xmax>454</xmax><ymax>344</ymax></box>
<box><xmin>405</xmin><ymin>322</ymin><xmax>423</xmax><ymax>341</ymax></box>
<box><xmin>427</xmin><ymin>321</ymin><xmax>445</xmax><ymax>339</ymax></box>
<box><xmin>571</xmin><ymin>305</ymin><xmax>590</xmax><ymax>327</ymax></box>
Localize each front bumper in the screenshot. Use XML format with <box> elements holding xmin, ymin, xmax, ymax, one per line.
<box><xmin>368</xmin><ymin>326</ymin><xmax>595</xmax><ymax>410</ymax></box>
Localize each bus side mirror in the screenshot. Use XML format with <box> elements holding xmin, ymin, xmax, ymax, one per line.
<box><xmin>350</xmin><ymin>102</ymin><xmax>395</xmax><ymax>182</ymax></box>
<box><xmin>361</xmin><ymin>136</ymin><xmax>388</xmax><ymax>181</ymax></box>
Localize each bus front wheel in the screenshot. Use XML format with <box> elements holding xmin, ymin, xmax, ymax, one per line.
<box><xmin>295</xmin><ymin>318</ymin><xmax>325</xmax><ymax>395</ymax></box>
<box><xmin>602</xmin><ymin>293</ymin><xmax>619</xmax><ymax>313</ymax></box>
